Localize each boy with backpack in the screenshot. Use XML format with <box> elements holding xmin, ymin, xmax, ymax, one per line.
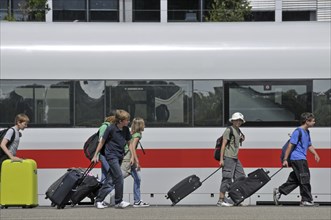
<box><xmin>273</xmin><ymin>112</ymin><xmax>320</xmax><ymax>206</ymax></box>
<box><xmin>92</xmin><ymin>109</ymin><xmax>131</xmax><ymax>209</ymax></box>
<box><xmin>0</xmin><ymin>114</ymin><xmax>30</xmax><ymax>174</ymax></box>
<box><xmin>217</xmin><ymin>112</ymin><xmax>246</xmax><ymax>207</ymax></box>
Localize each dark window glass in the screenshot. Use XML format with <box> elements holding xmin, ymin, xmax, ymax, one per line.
<box><xmin>168</xmin><ymin>0</ymin><xmax>200</xmax><ymax>22</ymax></box>
<box><xmin>106</xmin><ymin>80</ymin><xmax>192</xmax><ymax>127</ymax></box>
<box><xmin>53</xmin><ymin>0</ymin><xmax>86</xmax><ymax>21</ymax></box>
<box><xmin>90</xmin><ymin>0</ymin><xmax>118</xmax><ymax>9</ymax></box>
<box><xmin>89</xmin><ymin>0</ymin><xmax>119</xmax><ymax>22</ymax></box>
<box><xmin>246</xmin><ymin>11</ymin><xmax>275</xmax><ymax>21</ymax></box>
<box><xmin>90</xmin><ymin>11</ymin><xmax>119</xmax><ymax>21</ymax></box>
<box><xmin>133</xmin><ymin>0</ymin><xmax>160</xmax><ymax>22</ymax></box>
<box><xmin>225</xmin><ymin>81</ymin><xmax>312</xmax><ymax>126</ymax></box>
<box><xmin>0</xmin><ymin>1</ymin><xmax>8</xmax><ymax>20</ymax></box>
<box><xmin>282</xmin><ymin>11</ymin><xmax>315</xmax><ymax>21</ymax></box>
<box><xmin>75</xmin><ymin>81</ymin><xmax>105</xmax><ymax>127</ymax></box>
<box><xmin>313</xmin><ymin>80</ymin><xmax>331</xmax><ymax>127</ymax></box>
<box><xmin>193</xmin><ymin>80</ymin><xmax>223</xmax><ymax>126</ymax></box>
<box><xmin>0</xmin><ymin>80</ymin><xmax>72</xmax><ymax>126</ymax></box>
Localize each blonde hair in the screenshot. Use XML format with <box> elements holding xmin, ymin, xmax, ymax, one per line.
<box><xmin>131</xmin><ymin>117</ymin><xmax>145</xmax><ymax>133</ymax></box>
<box><xmin>104</xmin><ymin>116</ymin><xmax>115</xmax><ymax>124</ymax></box>
<box><xmin>15</xmin><ymin>113</ymin><xmax>30</xmax><ymax>124</ymax></box>
<box><xmin>115</xmin><ymin>109</ymin><xmax>130</xmax><ymax>124</ymax></box>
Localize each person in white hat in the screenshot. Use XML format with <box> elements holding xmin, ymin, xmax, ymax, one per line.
<box><xmin>217</xmin><ymin>112</ymin><xmax>246</xmax><ymax>207</ymax></box>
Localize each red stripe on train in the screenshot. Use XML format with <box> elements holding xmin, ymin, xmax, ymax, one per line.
<box><xmin>16</xmin><ymin>149</ymin><xmax>331</xmax><ymax>169</ymax></box>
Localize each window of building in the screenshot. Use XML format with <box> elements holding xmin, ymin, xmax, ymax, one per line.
<box><xmin>282</xmin><ymin>11</ymin><xmax>316</xmax><ymax>21</ymax></box>
<box><xmin>193</xmin><ymin>80</ymin><xmax>223</xmax><ymax>126</ymax></box>
<box><xmin>89</xmin><ymin>0</ymin><xmax>119</xmax><ymax>22</ymax></box>
<box><xmin>0</xmin><ymin>80</ymin><xmax>72</xmax><ymax>126</ymax></box>
<box><xmin>224</xmin><ymin>80</ymin><xmax>312</xmax><ymax>126</ymax></box>
<box><xmin>53</xmin><ymin>0</ymin><xmax>87</xmax><ymax>22</ymax></box>
<box><xmin>246</xmin><ymin>11</ymin><xmax>275</xmax><ymax>21</ymax></box>
<box><xmin>133</xmin><ymin>0</ymin><xmax>160</xmax><ymax>22</ymax></box>
<box><xmin>168</xmin><ymin>0</ymin><xmax>200</xmax><ymax>22</ymax></box>
<box><xmin>313</xmin><ymin>80</ymin><xmax>331</xmax><ymax>127</ymax></box>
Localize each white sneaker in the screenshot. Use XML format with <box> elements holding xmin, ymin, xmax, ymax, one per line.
<box><xmin>133</xmin><ymin>200</ymin><xmax>150</xmax><ymax>208</ymax></box>
<box><xmin>96</xmin><ymin>201</ymin><xmax>107</xmax><ymax>209</ymax></box>
<box><xmin>221</xmin><ymin>201</ymin><xmax>233</xmax><ymax>207</ymax></box>
<box><xmin>216</xmin><ymin>199</ymin><xmax>233</xmax><ymax>207</ymax></box>
<box><xmin>114</xmin><ymin>201</ymin><xmax>130</xmax><ymax>209</ymax></box>
<box><xmin>300</xmin><ymin>201</ymin><xmax>315</xmax><ymax>207</ymax></box>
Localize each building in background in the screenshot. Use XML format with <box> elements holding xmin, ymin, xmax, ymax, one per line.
<box><xmin>0</xmin><ymin>0</ymin><xmax>330</xmax><ymax>22</ymax></box>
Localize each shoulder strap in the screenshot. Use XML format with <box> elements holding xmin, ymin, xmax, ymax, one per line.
<box><xmin>296</xmin><ymin>128</ymin><xmax>303</xmax><ymax>145</ymax></box>
<box><xmin>138</xmin><ymin>141</ymin><xmax>146</xmax><ymax>154</ymax></box>
<box><xmin>228</xmin><ymin>126</ymin><xmax>234</xmax><ymax>137</ymax></box>
<box><xmin>8</xmin><ymin>128</ymin><xmax>16</xmax><ymax>147</ymax></box>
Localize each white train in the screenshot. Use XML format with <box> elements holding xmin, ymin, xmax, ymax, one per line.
<box><xmin>0</xmin><ymin>22</ymin><xmax>330</xmax><ymax>206</ymax></box>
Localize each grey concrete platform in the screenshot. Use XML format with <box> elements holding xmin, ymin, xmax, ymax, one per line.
<box><xmin>0</xmin><ymin>205</ymin><xmax>331</xmax><ymax>220</ymax></box>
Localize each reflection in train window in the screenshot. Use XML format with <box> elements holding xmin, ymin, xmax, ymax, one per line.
<box><xmin>106</xmin><ymin>80</ymin><xmax>192</xmax><ymax>127</ymax></box>
<box><xmin>313</xmin><ymin>79</ymin><xmax>331</xmax><ymax>127</ymax></box>
<box><xmin>225</xmin><ymin>81</ymin><xmax>312</xmax><ymax>126</ymax></box>
<box><xmin>193</xmin><ymin>80</ymin><xmax>223</xmax><ymax>126</ymax></box>
<box><xmin>75</xmin><ymin>81</ymin><xmax>105</xmax><ymax>127</ymax></box>
<box><xmin>0</xmin><ymin>80</ymin><xmax>72</xmax><ymax>125</ymax></box>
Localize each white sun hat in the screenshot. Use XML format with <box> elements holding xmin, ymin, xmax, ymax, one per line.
<box><xmin>229</xmin><ymin>112</ymin><xmax>245</xmax><ymax>123</ymax></box>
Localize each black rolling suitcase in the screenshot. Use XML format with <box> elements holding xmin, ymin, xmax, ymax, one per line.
<box><xmin>228</xmin><ymin>168</ymin><xmax>283</xmax><ymax>205</ymax></box>
<box><xmin>45</xmin><ymin>162</ymin><xmax>96</xmax><ymax>209</ymax></box>
<box><xmin>166</xmin><ymin>167</ymin><xmax>221</xmax><ymax>206</ymax></box>
<box><xmin>70</xmin><ymin>174</ymin><xmax>101</xmax><ymax>206</ymax></box>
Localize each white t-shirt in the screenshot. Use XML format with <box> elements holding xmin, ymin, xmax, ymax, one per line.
<box><xmin>4</xmin><ymin>126</ymin><xmax>20</xmax><ymax>156</ymax></box>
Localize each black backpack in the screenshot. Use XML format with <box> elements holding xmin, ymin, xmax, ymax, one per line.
<box><xmin>280</xmin><ymin>128</ymin><xmax>307</xmax><ymax>164</ymax></box>
<box><xmin>214</xmin><ymin>126</ymin><xmax>242</xmax><ymax>161</ymax></box>
<box><xmin>83</xmin><ymin>131</ymin><xmax>101</xmax><ymax>161</ymax></box>
<box><xmin>84</xmin><ymin>123</ymin><xmax>111</xmax><ymax>161</ymax></box>
<box><xmin>0</xmin><ymin>128</ymin><xmax>16</xmax><ymax>157</ymax></box>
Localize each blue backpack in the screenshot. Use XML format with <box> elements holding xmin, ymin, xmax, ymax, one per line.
<box><xmin>280</xmin><ymin>128</ymin><xmax>308</xmax><ymax>164</ymax></box>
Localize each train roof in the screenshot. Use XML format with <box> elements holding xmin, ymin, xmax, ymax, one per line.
<box><xmin>0</xmin><ymin>22</ymin><xmax>330</xmax><ymax>80</ymax></box>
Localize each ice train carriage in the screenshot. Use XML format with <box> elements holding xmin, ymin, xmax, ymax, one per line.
<box><xmin>0</xmin><ymin>22</ymin><xmax>330</xmax><ymax>206</ymax></box>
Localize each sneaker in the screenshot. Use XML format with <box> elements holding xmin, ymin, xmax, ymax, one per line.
<box><xmin>300</xmin><ymin>201</ymin><xmax>315</xmax><ymax>207</ymax></box>
<box><xmin>133</xmin><ymin>200</ymin><xmax>150</xmax><ymax>208</ymax></box>
<box><xmin>114</xmin><ymin>201</ymin><xmax>130</xmax><ymax>209</ymax></box>
<box><xmin>96</xmin><ymin>201</ymin><xmax>107</xmax><ymax>209</ymax></box>
<box><xmin>216</xmin><ymin>199</ymin><xmax>233</xmax><ymax>207</ymax></box>
<box><xmin>221</xmin><ymin>201</ymin><xmax>234</xmax><ymax>207</ymax></box>
<box><xmin>273</xmin><ymin>188</ymin><xmax>281</xmax><ymax>205</ymax></box>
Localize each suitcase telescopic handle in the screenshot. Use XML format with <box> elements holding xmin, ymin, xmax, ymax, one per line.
<box><xmin>270</xmin><ymin>167</ymin><xmax>284</xmax><ymax>179</ymax></box>
<box><xmin>201</xmin><ymin>166</ymin><xmax>222</xmax><ymax>184</ymax></box>
<box><xmin>77</xmin><ymin>162</ymin><xmax>97</xmax><ymax>185</ymax></box>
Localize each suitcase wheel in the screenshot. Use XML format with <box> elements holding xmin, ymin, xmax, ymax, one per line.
<box><xmin>51</xmin><ymin>202</ymin><xmax>56</xmax><ymax>207</ymax></box>
<box><xmin>57</xmin><ymin>205</ymin><xmax>65</xmax><ymax>209</ymax></box>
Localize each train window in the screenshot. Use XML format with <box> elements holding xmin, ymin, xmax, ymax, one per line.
<box><xmin>313</xmin><ymin>80</ymin><xmax>331</xmax><ymax>127</ymax></box>
<box><xmin>0</xmin><ymin>80</ymin><xmax>72</xmax><ymax>126</ymax></box>
<box><xmin>224</xmin><ymin>81</ymin><xmax>312</xmax><ymax>126</ymax></box>
<box><xmin>193</xmin><ymin>80</ymin><xmax>223</xmax><ymax>126</ymax></box>
<box><xmin>106</xmin><ymin>80</ymin><xmax>192</xmax><ymax>127</ymax></box>
<box><xmin>75</xmin><ymin>81</ymin><xmax>105</xmax><ymax>127</ymax></box>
